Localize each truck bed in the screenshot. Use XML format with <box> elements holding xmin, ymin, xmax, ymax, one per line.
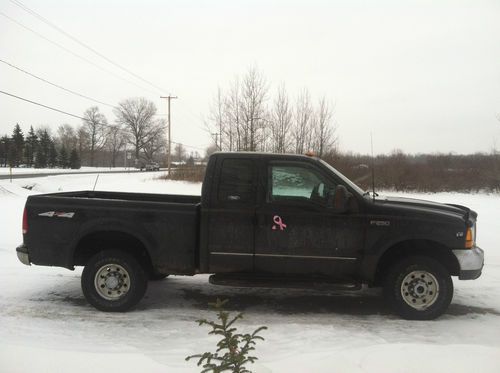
<box><xmin>24</xmin><ymin>190</ymin><xmax>201</xmax><ymax>274</ymax></box>
<box><xmin>39</xmin><ymin>190</ymin><xmax>201</xmax><ymax>204</ymax></box>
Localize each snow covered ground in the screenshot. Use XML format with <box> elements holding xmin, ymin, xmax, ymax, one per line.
<box><xmin>0</xmin><ymin>172</ymin><xmax>499</xmax><ymax>372</ymax></box>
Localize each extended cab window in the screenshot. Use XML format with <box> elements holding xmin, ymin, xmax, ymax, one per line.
<box><xmin>218</xmin><ymin>159</ymin><xmax>255</xmax><ymax>203</ymax></box>
<box><xmin>269</xmin><ymin>163</ymin><xmax>334</xmax><ymax>205</ymax></box>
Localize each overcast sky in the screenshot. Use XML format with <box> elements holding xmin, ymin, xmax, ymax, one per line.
<box><xmin>1</xmin><ymin>0</ymin><xmax>499</xmax><ymax>155</ymax></box>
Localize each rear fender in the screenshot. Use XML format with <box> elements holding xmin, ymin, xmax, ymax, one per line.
<box><xmin>67</xmin><ymin>218</ymin><xmax>155</xmax><ymax>268</ymax></box>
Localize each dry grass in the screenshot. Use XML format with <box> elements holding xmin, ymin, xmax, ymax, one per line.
<box><xmin>325</xmin><ymin>152</ymin><xmax>500</xmax><ymax>193</ymax></box>
<box><xmin>157</xmin><ymin>165</ymin><xmax>206</xmax><ymax>182</ymax></box>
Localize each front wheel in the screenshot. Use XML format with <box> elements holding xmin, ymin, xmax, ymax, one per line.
<box><xmin>81</xmin><ymin>250</ymin><xmax>148</xmax><ymax>312</ymax></box>
<box><xmin>384</xmin><ymin>256</ymin><xmax>453</xmax><ymax>320</ymax></box>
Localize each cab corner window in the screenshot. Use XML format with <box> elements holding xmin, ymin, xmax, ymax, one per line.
<box><xmin>269</xmin><ymin>164</ymin><xmax>334</xmax><ymax>205</ymax></box>
<box><xmin>218</xmin><ymin>159</ymin><xmax>255</xmax><ymax>203</ymax></box>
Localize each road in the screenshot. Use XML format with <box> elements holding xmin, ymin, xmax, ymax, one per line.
<box><xmin>0</xmin><ymin>169</ymin><xmax>158</xmax><ymax>180</ymax></box>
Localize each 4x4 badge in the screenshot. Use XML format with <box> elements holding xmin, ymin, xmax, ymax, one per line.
<box><xmin>38</xmin><ymin>211</ymin><xmax>75</xmax><ymax>218</ymax></box>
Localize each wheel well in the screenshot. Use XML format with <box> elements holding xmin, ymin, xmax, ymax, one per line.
<box><xmin>73</xmin><ymin>231</ymin><xmax>154</xmax><ymax>274</ymax></box>
<box><xmin>373</xmin><ymin>239</ymin><xmax>460</xmax><ymax>286</ymax></box>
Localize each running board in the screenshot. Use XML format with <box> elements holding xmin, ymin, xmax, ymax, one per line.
<box><xmin>209</xmin><ymin>274</ymin><xmax>361</xmax><ymax>291</ymax></box>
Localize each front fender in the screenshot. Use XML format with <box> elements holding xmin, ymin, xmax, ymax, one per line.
<box><xmin>358</xmin><ymin>234</ymin><xmax>455</xmax><ymax>282</ymax></box>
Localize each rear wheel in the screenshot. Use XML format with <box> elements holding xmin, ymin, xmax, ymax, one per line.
<box><xmin>384</xmin><ymin>256</ymin><xmax>453</xmax><ymax>320</ymax></box>
<box><xmin>81</xmin><ymin>250</ymin><xmax>148</xmax><ymax>312</ymax></box>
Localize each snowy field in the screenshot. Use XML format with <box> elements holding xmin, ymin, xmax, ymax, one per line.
<box><xmin>0</xmin><ymin>172</ymin><xmax>499</xmax><ymax>373</ymax></box>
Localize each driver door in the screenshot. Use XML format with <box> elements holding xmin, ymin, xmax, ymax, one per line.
<box><xmin>254</xmin><ymin>160</ymin><xmax>359</xmax><ymax>277</ymax></box>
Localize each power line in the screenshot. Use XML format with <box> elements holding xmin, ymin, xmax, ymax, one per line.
<box><xmin>0</xmin><ymin>89</ymin><xmax>207</xmax><ymax>151</ymax></box>
<box><xmin>0</xmin><ymin>58</ymin><xmax>115</xmax><ymax>108</ymax></box>
<box><xmin>1</xmin><ymin>5</ymin><xmax>207</xmax><ymax>150</ymax></box>
<box><xmin>171</xmin><ymin>141</ymin><xmax>206</xmax><ymax>151</ymax></box>
<box><xmin>0</xmin><ymin>10</ymin><xmax>202</xmax><ymax>125</ymax></box>
<box><xmin>10</xmin><ymin>0</ymin><xmax>166</xmax><ymax>95</ymax></box>
<box><xmin>0</xmin><ymin>11</ymin><xmax>159</xmax><ymax>96</ymax></box>
<box><xmin>8</xmin><ymin>0</ymin><xmax>205</xmax><ymax>128</ymax></box>
<box><xmin>0</xmin><ymin>89</ymin><xmax>89</xmax><ymax>121</ymax></box>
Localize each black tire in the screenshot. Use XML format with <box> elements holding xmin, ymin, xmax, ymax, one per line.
<box><xmin>81</xmin><ymin>250</ymin><xmax>148</xmax><ymax>312</ymax></box>
<box><xmin>384</xmin><ymin>256</ymin><xmax>453</xmax><ymax>320</ymax></box>
<box><xmin>149</xmin><ymin>272</ymin><xmax>169</xmax><ymax>281</ymax></box>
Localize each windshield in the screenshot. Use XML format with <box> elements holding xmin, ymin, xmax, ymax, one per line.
<box><xmin>319</xmin><ymin>159</ymin><xmax>365</xmax><ymax>196</ymax></box>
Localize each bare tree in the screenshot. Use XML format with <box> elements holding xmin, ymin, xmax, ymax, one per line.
<box><xmin>314</xmin><ymin>96</ymin><xmax>337</xmax><ymax>157</ymax></box>
<box><xmin>292</xmin><ymin>89</ymin><xmax>313</xmax><ymax>154</ymax></box>
<box><xmin>205</xmin><ymin>67</ymin><xmax>337</xmax><ymax>156</ymax></box>
<box><xmin>114</xmin><ymin>98</ymin><xmax>158</xmax><ymax>162</ymax></box>
<box><xmin>270</xmin><ymin>84</ymin><xmax>292</xmax><ymax>153</ymax></box>
<box><xmin>239</xmin><ymin>67</ymin><xmax>269</xmax><ymax>151</ymax></box>
<box><xmin>77</xmin><ymin>125</ymin><xmax>90</xmax><ymax>163</ymax></box>
<box><xmin>57</xmin><ymin>124</ymin><xmax>78</xmax><ymax>151</ymax></box>
<box><xmin>82</xmin><ymin>106</ymin><xmax>108</xmax><ymax>166</ymax></box>
<box><xmin>142</xmin><ymin>118</ymin><xmax>166</xmax><ymax>162</ymax></box>
<box><xmin>106</xmin><ymin>124</ymin><xmax>126</xmax><ymax>167</ymax></box>
<box><xmin>206</xmin><ymin>77</ymin><xmax>242</xmax><ymax>152</ymax></box>
<box><xmin>224</xmin><ymin>78</ymin><xmax>242</xmax><ymax>151</ymax></box>
<box><xmin>207</xmin><ymin>87</ymin><xmax>225</xmax><ymax>150</ymax></box>
<box><xmin>215</xmin><ymin>92</ymin><xmax>225</xmax><ymax>151</ymax></box>
<box><xmin>206</xmin><ymin>70</ymin><xmax>269</xmax><ymax>152</ymax></box>
<box><xmin>174</xmin><ymin>142</ymin><xmax>186</xmax><ymax>162</ymax></box>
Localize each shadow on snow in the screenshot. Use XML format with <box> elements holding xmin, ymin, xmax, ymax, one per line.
<box><xmin>23</xmin><ymin>275</ymin><xmax>500</xmax><ymax>319</ymax></box>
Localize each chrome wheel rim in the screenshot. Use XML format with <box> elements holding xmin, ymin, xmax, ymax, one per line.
<box><xmin>94</xmin><ymin>264</ymin><xmax>130</xmax><ymax>300</ymax></box>
<box><xmin>401</xmin><ymin>270</ymin><xmax>439</xmax><ymax>310</ymax></box>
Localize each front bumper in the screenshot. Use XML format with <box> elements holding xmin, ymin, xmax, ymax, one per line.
<box><xmin>16</xmin><ymin>244</ymin><xmax>31</xmax><ymax>266</ymax></box>
<box><xmin>452</xmin><ymin>246</ymin><xmax>484</xmax><ymax>280</ymax></box>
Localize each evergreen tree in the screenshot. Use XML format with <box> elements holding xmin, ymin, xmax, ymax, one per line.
<box><xmin>7</xmin><ymin>143</ymin><xmax>16</xmax><ymax>167</ymax></box>
<box><xmin>69</xmin><ymin>148</ymin><xmax>81</xmax><ymax>169</ymax></box>
<box><xmin>0</xmin><ymin>135</ymin><xmax>10</xmax><ymax>167</ymax></box>
<box><xmin>34</xmin><ymin>149</ymin><xmax>47</xmax><ymax>168</ymax></box>
<box><xmin>186</xmin><ymin>299</ymin><xmax>267</xmax><ymax>373</ymax></box>
<box><xmin>58</xmin><ymin>145</ymin><xmax>69</xmax><ymax>168</ymax></box>
<box><xmin>48</xmin><ymin>141</ymin><xmax>58</xmax><ymax>168</ymax></box>
<box><xmin>35</xmin><ymin>130</ymin><xmax>51</xmax><ymax>168</ymax></box>
<box><xmin>11</xmin><ymin>123</ymin><xmax>24</xmax><ymax>167</ymax></box>
<box><xmin>24</xmin><ymin>126</ymin><xmax>38</xmax><ymax>168</ymax></box>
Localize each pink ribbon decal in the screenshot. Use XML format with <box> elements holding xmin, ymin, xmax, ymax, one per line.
<box><xmin>272</xmin><ymin>215</ymin><xmax>287</xmax><ymax>231</ymax></box>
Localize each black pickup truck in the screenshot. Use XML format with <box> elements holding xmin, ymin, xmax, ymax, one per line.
<box><xmin>16</xmin><ymin>152</ymin><xmax>484</xmax><ymax>319</ymax></box>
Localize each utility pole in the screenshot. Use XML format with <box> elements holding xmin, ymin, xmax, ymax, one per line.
<box><xmin>211</xmin><ymin>133</ymin><xmax>220</xmax><ymax>150</ymax></box>
<box><xmin>160</xmin><ymin>95</ymin><xmax>178</xmax><ymax>177</ymax></box>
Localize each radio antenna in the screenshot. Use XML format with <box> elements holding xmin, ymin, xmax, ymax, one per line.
<box><xmin>92</xmin><ymin>174</ymin><xmax>100</xmax><ymax>192</ymax></box>
<box><xmin>370</xmin><ymin>133</ymin><xmax>376</xmax><ymax>201</ymax></box>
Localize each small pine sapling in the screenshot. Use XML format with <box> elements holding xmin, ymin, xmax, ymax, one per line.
<box><xmin>186</xmin><ymin>298</ymin><xmax>267</xmax><ymax>373</ymax></box>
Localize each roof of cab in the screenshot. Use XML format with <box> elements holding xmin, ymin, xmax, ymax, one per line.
<box><xmin>211</xmin><ymin>151</ymin><xmax>319</xmax><ymax>161</ymax></box>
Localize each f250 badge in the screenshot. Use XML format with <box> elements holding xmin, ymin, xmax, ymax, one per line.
<box><xmin>38</xmin><ymin>211</ymin><xmax>75</xmax><ymax>218</ymax></box>
<box><xmin>370</xmin><ymin>220</ymin><xmax>390</xmax><ymax>226</ymax></box>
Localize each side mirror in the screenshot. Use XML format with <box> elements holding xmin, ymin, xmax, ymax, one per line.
<box><xmin>328</xmin><ymin>185</ymin><xmax>352</xmax><ymax>212</ymax></box>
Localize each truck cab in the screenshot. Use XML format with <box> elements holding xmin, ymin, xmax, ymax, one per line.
<box><xmin>201</xmin><ymin>152</ymin><xmax>362</xmax><ymax>278</ymax></box>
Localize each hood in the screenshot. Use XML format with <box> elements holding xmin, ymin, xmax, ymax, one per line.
<box><xmin>375</xmin><ymin>195</ymin><xmax>476</xmax><ymax>223</ymax></box>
